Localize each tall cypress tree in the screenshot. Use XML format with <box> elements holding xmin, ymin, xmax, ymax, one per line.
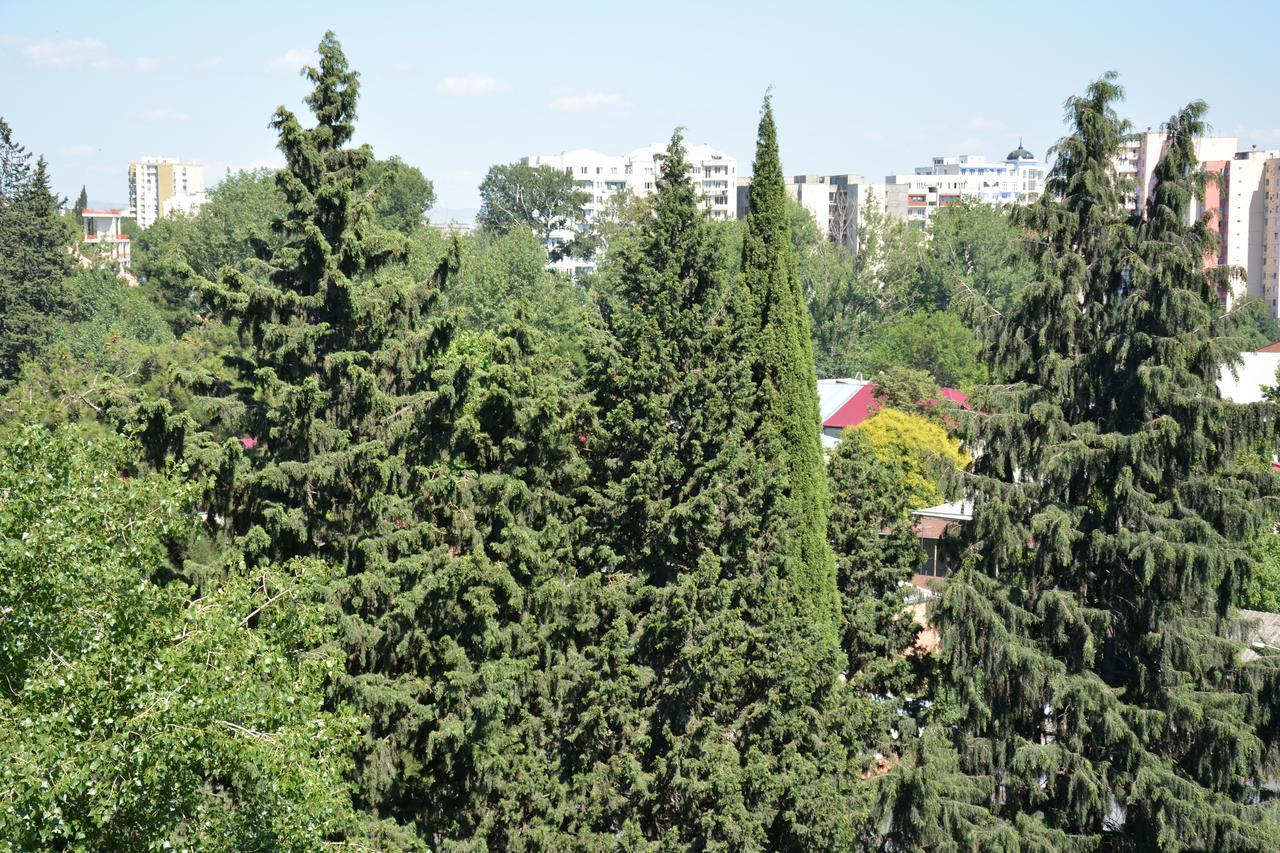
<box><xmin>581</xmin><ymin>128</ymin><xmax>880</xmax><ymax>849</ymax></box>
<box><xmin>73</xmin><ymin>185</ymin><xmax>89</xmax><ymax>218</ymax></box>
<box><xmin>738</xmin><ymin>97</ymin><xmax>840</xmax><ymax>642</ymax></box>
<box><xmin>0</xmin><ymin>119</ymin><xmax>71</xmax><ymax>380</ymax></box>
<box><xmin>935</xmin><ymin>74</ymin><xmax>1280</xmax><ymax>849</ymax></box>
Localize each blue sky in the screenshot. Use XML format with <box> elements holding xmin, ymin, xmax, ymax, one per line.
<box><xmin>3</xmin><ymin>0</ymin><xmax>1278</xmax><ymax>220</ymax></box>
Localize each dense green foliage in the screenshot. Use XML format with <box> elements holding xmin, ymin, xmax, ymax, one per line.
<box><xmin>580</xmin><ymin>129</ymin><xmax>883</xmax><ymax>847</ymax></box>
<box><xmin>4</xmin><ymin>34</ymin><xmax>1279</xmax><ymax>850</ymax></box>
<box><xmin>0</xmin><ymin>117</ymin><xmax>72</xmax><ymax>380</ymax></box>
<box><xmin>0</xmin><ymin>426</ymin><xmax>364</xmax><ymax>848</ymax></box>
<box><xmin>933</xmin><ymin>75</ymin><xmax>1280</xmax><ymax>848</ymax></box>
<box><xmin>739</xmin><ymin>98</ymin><xmax>840</xmax><ymax>640</ymax></box>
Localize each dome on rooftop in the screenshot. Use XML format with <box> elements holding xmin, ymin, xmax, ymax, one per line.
<box><xmin>1006</xmin><ymin>139</ymin><xmax>1035</xmax><ymax>160</ymax></box>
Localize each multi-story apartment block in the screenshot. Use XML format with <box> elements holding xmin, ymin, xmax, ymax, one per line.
<box><xmin>884</xmin><ymin>142</ymin><xmax>1046</xmax><ymax>226</ymax></box>
<box><xmin>1127</xmin><ymin>133</ymin><xmax>1280</xmax><ymax>315</ymax></box>
<box><xmin>782</xmin><ymin>175</ymin><xmax>884</xmax><ymax>254</ymax></box>
<box><xmin>128</xmin><ymin>157</ymin><xmax>208</xmax><ymax>228</ymax></box>
<box><xmin>524</xmin><ymin>143</ymin><xmax>737</xmax><ymax>274</ymax></box>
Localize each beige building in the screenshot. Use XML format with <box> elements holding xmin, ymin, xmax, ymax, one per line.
<box><xmin>128</xmin><ymin>157</ymin><xmax>207</xmax><ymax>228</ymax></box>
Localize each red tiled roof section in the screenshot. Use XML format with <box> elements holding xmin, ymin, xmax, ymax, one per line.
<box><xmin>821</xmin><ymin>383</ymin><xmax>970</xmax><ymax>430</ymax></box>
<box><xmin>1258</xmin><ymin>342</ymin><xmax>1280</xmax><ymax>353</ymax></box>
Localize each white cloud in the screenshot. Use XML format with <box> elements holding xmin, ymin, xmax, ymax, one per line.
<box><xmin>437</xmin><ymin>73</ymin><xmax>506</xmax><ymax>96</ymax></box>
<box><xmin>0</xmin><ymin>34</ymin><xmax>115</xmax><ymax>69</ymax></box>
<box><xmin>194</xmin><ymin>55</ymin><xmax>222</xmax><ymax>71</ymax></box>
<box><xmin>549</xmin><ymin>89</ymin><xmax>630</xmax><ymax>114</ymax></box>
<box><xmin>134</xmin><ymin>56</ymin><xmax>162</xmax><ymax>72</ymax></box>
<box><xmin>266</xmin><ymin>48</ymin><xmax>318</xmax><ymax>73</ymax></box>
<box><xmin>62</xmin><ymin>143</ymin><xmax>95</xmax><ymax>157</ymax></box>
<box><xmin>966</xmin><ymin>115</ymin><xmax>1004</xmax><ymax>132</ymax></box>
<box><xmin>140</xmin><ymin>107</ymin><xmax>191</xmax><ymax>123</ymax></box>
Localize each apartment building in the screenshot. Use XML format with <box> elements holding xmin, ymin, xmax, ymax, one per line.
<box><xmin>1127</xmin><ymin>133</ymin><xmax>1280</xmax><ymax>314</ymax></box>
<box><xmin>884</xmin><ymin>142</ymin><xmax>1045</xmax><ymax>226</ymax></box>
<box><xmin>128</xmin><ymin>157</ymin><xmax>208</xmax><ymax>228</ymax></box>
<box><xmin>1130</xmin><ymin>131</ymin><xmax>1238</xmax><ymax>214</ymax></box>
<box><xmin>767</xmin><ymin>175</ymin><xmax>884</xmax><ymax>254</ymax></box>
<box><xmin>525</xmin><ymin>143</ymin><xmax>737</xmax><ymax>274</ymax></box>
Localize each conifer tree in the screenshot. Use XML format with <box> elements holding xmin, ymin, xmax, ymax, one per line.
<box><xmin>583</xmin><ymin>128</ymin><xmax>881</xmax><ymax>849</ymax></box>
<box><xmin>161</xmin><ymin>33</ymin><xmax>609</xmax><ymax>844</ymax></box>
<box><xmin>826</xmin><ymin>428</ymin><xmax>924</xmax><ymax>696</ymax></box>
<box><xmin>933</xmin><ymin>74</ymin><xmax>1280</xmax><ymax>849</ymax></box>
<box><xmin>73</xmin><ymin>185</ymin><xmax>88</xmax><ymax>218</ymax></box>
<box><xmin>738</xmin><ymin>97</ymin><xmax>840</xmax><ymax>641</ymax></box>
<box><xmin>0</xmin><ymin>118</ymin><xmax>71</xmax><ymax>379</ymax></box>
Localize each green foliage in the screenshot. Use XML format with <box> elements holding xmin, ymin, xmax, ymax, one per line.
<box><xmin>477</xmin><ymin>161</ymin><xmax>592</xmax><ymax>261</ymax></box>
<box><xmin>739</xmin><ymin>97</ymin><xmax>840</xmax><ymax>641</ymax></box>
<box><xmin>827</xmin><ymin>428</ymin><xmax>925</xmax><ymax>695</ymax></box>
<box><xmin>1245</xmin><ymin>534</ymin><xmax>1280</xmax><ymax>612</ymax></box>
<box><xmin>445</xmin><ymin>226</ymin><xmax>592</xmax><ymax>361</ymax></box>
<box><xmin>872</xmin><ymin>365</ymin><xmax>943</xmax><ymax>419</ymax></box>
<box><xmin>0</xmin><ymin>425</ymin><xmax>364</xmax><ymax>849</ymax></box>
<box><xmin>53</xmin><ymin>266</ymin><xmax>173</xmax><ymax>366</ymax></box>
<box><xmin>864</xmin><ymin>309</ymin><xmax>988</xmax><ymax>389</ymax></box>
<box><xmin>134</xmin><ymin>168</ymin><xmax>288</xmax><ymax>333</ymax></box>
<box><xmin>72</xmin><ymin>185</ymin><xmax>88</xmax><ymax>217</ymax></box>
<box><xmin>932</xmin><ymin>73</ymin><xmax>1280</xmax><ymax>848</ymax></box>
<box><xmin>580</xmin><ymin>127</ymin><xmax>881</xmax><ymax>848</ymax></box>
<box><xmin>919</xmin><ymin>197</ymin><xmax>1033</xmax><ymax>320</ymax></box>
<box><xmin>363</xmin><ymin>155</ymin><xmax>435</xmax><ymax>235</ymax></box>
<box><xmin>808</xmin><ymin>192</ymin><xmax>925</xmax><ymax>378</ymax></box>
<box><xmin>0</xmin><ymin>117</ymin><xmax>72</xmax><ymax>380</ymax></box>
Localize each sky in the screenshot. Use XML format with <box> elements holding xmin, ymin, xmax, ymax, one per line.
<box><xmin>3</xmin><ymin>0</ymin><xmax>1279</xmax><ymax>222</ymax></box>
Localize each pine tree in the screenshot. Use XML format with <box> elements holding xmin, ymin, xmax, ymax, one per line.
<box><xmin>737</xmin><ymin>97</ymin><xmax>840</xmax><ymax>642</ymax></box>
<box><xmin>933</xmin><ymin>74</ymin><xmax>1280</xmax><ymax>849</ymax></box>
<box><xmin>73</xmin><ymin>185</ymin><xmax>88</xmax><ymax>218</ymax></box>
<box><xmin>159</xmin><ymin>33</ymin><xmax>612</xmax><ymax>844</ymax></box>
<box><xmin>0</xmin><ymin>118</ymin><xmax>71</xmax><ymax>379</ymax></box>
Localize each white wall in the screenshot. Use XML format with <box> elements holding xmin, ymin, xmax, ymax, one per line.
<box><xmin>1218</xmin><ymin>352</ymin><xmax>1280</xmax><ymax>403</ymax></box>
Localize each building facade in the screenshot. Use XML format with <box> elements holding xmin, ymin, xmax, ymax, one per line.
<box><xmin>525</xmin><ymin>143</ymin><xmax>737</xmax><ymax>274</ymax></box>
<box><xmin>128</xmin><ymin>157</ymin><xmax>208</xmax><ymax>228</ymax></box>
<box><xmin>779</xmin><ymin>175</ymin><xmax>884</xmax><ymax>254</ymax></box>
<box><xmin>81</xmin><ymin>208</ymin><xmax>132</xmax><ymax>270</ymax></box>
<box><xmin>884</xmin><ymin>142</ymin><xmax>1046</xmax><ymax>226</ymax></box>
<box><xmin>1128</xmin><ymin>134</ymin><xmax>1280</xmax><ymax>314</ymax></box>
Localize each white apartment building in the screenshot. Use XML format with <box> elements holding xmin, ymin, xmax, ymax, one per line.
<box><xmin>524</xmin><ymin>143</ymin><xmax>737</xmax><ymax>274</ymax></box>
<box><xmin>774</xmin><ymin>175</ymin><xmax>884</xmax><ymax>254</ymax></box>
<box><xmin>884</xmin><ymin>142</ymin><xmax>1045</xmax><ymax>226</ymax></box>
<box><xmin>128</xmin><ymin>157</ymin><xmax>208</xmax><ymax>228</ymax></box>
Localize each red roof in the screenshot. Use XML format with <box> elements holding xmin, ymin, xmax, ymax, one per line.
<box><xmin>1258</xmin><ymin>342</ymin><xmax>1280</xmax><ymax>353</ymax></box>
<box><xmin>822</xmin><ymin>383</ymin><xmax>969</xmax><ymax>430</ymax></box>
<box><xmin>82</xmin><ymin>208</ymin><xmax>128</xmax><ymax>216</ymax></box>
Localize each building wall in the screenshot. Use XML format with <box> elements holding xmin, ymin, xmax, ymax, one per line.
<box><xmin>129</xmin><ymin>157</ymin><xmax>207</xmax><ymax>228</ymax></box>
